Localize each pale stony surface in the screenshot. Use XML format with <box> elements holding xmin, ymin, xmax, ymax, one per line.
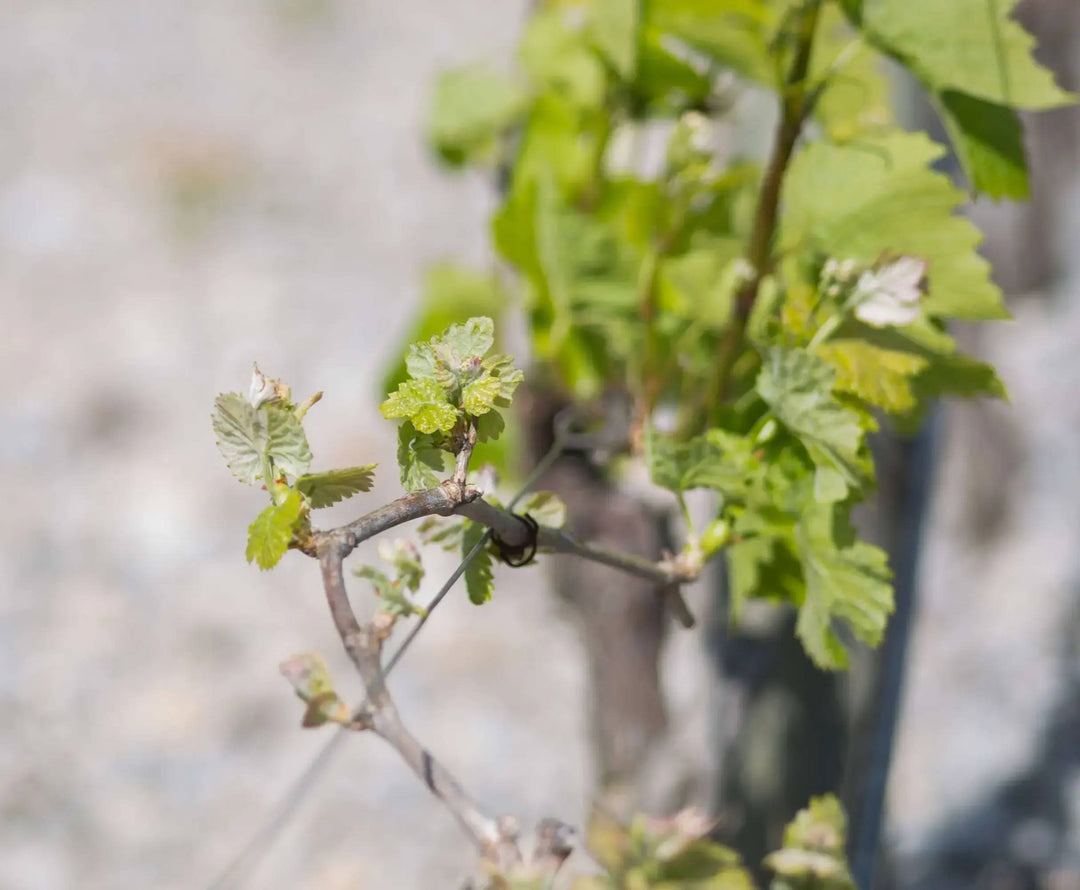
<box><xmin>2</xmin><ymin>2</ymin><xmax>1079</xmax><ymax>889</ymax></box>
<box><xmin>889</xmin><ymin>268</ymin><xmax>1080</xmax><ymax>862</ymax></box>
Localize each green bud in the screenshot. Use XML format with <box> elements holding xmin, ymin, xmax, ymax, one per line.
<box><xmin>755</xmin><ymin>418</ymin><xmax>778</xmax><ymax>445</ymax></box>
<box><xmin>700</xmin><ymin>518</ymin><xmax>731</xmax><ymax>557</ymax></box>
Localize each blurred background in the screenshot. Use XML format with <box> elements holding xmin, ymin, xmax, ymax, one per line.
<box><xmin>2</xmin><ymin>1</ymin><xmax>1079</xmax><ymax>888</ymax></box>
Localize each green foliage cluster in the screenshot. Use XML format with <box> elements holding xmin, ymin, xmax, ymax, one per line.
<box><xmin>411</xmin><ymin>0</ymin><xmax>1069</xmax><ymax>668</ymax></box>
<box><xmin>382</xmin><ymin>316</ymin><xmax>523</xmax><ymax>490</ymax></box>
<box><xmin>483</xmin><ymin>794</ymin><xmax>852</xmax><ymax>889</ymax></box>
<box><xmin>212</xmin><ymin>366</ymin><xmax>376</xmax><ymax>570</ymax></box>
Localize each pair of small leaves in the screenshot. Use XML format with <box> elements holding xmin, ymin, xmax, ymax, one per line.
<box><xmin>579</xmin><ymin>793</ymin><xmax>853</xmax><ymax>890</ymax></box>
<box><xmin>279</xmin><ymin>653</ymin><xmax>350</xmax><ymax>729</ymax></box>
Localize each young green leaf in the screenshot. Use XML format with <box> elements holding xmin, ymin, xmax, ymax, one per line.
<box><xmin>461</xmin><ymin>372</ymin><xmax>503</xmax><ymax>416</ymax></box>
<box><xmin>645</xmin><ymin>426</ymin><xmax>755</xmax><ymax>498</ymax></box>
<box><xmin>849</xmin><ymin>0</ymin><xmax>1075</xmax><ymax>199</ymax></box>
<box><xmin>427</xmin><ymin>66</ymin><xmax>528</xmax><ymax>166</ymax></box>
<box><xmin>855</xmin><ymin>0</ymin><xmax>1072</xmax><ymax>107</ymax></box>
<box><xmin>263</xmin><ymin>403</ymin><xmax>313</xmax><ymax>479</ymax></box>
<box><xmin>793</xmin><ymin>504</ymin><xmax>894</xmax><ymax>670</ymax></box>
<box><xmin>586</xmin><ymin>0</ymin><xmax>638</xmax><ymax>80</ymax></box>
<box><xmin>397</xmin><ymin>423</ymin><xmax>446</xmax><ymax>491</ymax></box>
<box><xmin>246</xmin><ymin>490</ymin><xmax>304</xmax><ymax>571</ymax></box>
<box><xmin>380</xmin><ymin>377</ymin><xmax>460</xmax><ymax>434</ymax></box>
<box><xmin>442</xmin><ymin>316</ymin><xmax>496</xmax><ymax>364</ymax></box>
<box><xmin>462</xmin><ymin>521</ymin><xmax>495</xmax><ymax>604</ymax></box>
<box><xmin>782</xmin><ymin>131</ymin><xmax>1008</xmax><ymax>320</ymax></box>
<box><xmin>418</xmin><ymin>516</ymin><xmax>467</xmax><ymax>551</ymax></box>
<box><xmin>818</xmin><ymin>340</ymin><xmax>928</xmax><ymax>415</ymax></box>
<box><xmin>757</xmin><ymin>347</ymin><xmax>866</xmax><ymax>503</ymax></box>
<box><xmin>296</xmin><ymin>465</ymin><xmax>376</xmax><ymax>508</ymax></box>
<box><xmin>212</xmin><ymin>393</ymin><xmax>266</xmax><ymax>485</ymax></box>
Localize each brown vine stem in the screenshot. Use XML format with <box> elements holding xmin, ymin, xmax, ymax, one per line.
<box><xmin>295</xmin><ymin>432</ymin><xmax>701</xmax><ymax>865</ymax></box>
<box><xmin>457</xmin><ymin>498</ymin><xmax>698</xmax><ymax>628</ymax></box>
<box><xmin>302</xmin><ymin>482</ymin><xmax>700</xmax><ymax>619</ymax></box>
<box><xmin>681</xmin><ymin>0</ymin><xmax>823</xmax><ymax>435</ymax></box>
<box><xmin>318</xmin><ymin>539</ymin><xmax>516</xmax><ymax>861</ymax></box>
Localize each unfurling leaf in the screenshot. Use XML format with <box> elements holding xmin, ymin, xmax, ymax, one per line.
<box><xmin>263</xmin><ymin>402</ymin><xmax>313</xmax><ymax>479</ymax></box>
<box><xmin>279</xmin><ymin>653</ymin><xmax>350</xmax><ymax>728</ymax></box>
<box><xmin>212</xmin><ymin>393</ymin><xmax>265</xmax><ymax>485</ymax></box>
<box><xmin>296</xmin><ymin>465</ymin><xmax>377</xmax><ymax>508</ymax></box>
<box><xmin>248</xmin><ymin>362</ymin><xmax>288</xmax><ymax>409</ymax></box>
<box><xmin>380</xmin><ymin>377</ymin><xmax>459</xmax><ymax>434</ymax></box>
<box><xmin>461</xmin><ymin>372</ymin><xmax>502</xmax><ymax>416</ymax></box>
<box><xmin>442</xmin><ymin>315</ymin><xmax>495</xmax><ymax>363</ymax></box>
<box><xmin>246</xmin><ymin>490</ymin><xmax>304</xmax><ymax>570</ymax></box>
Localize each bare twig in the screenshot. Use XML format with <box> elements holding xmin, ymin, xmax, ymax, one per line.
<box><xmin>318</xmin><ymin>539</ymin><xmax>518</xmax><ymax>860</ymax></box>
<box><xmin>457</xmin><ymin>499</ymin><xmax>698</xmax><ymax>627</ymax></box>
<box><xmin>299</xmin><ymin>473</ymin><xmax>700</xmax><ymax>627</ymax></box>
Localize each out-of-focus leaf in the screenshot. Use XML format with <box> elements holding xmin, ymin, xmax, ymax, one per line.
<box><xmin>279</xmin><ymin>652</ymin><xmax>350</xmax><ymax>728</ymax></box>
